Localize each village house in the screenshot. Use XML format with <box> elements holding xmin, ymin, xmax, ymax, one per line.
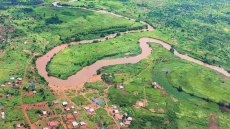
<box><xmin>48</xmin><ymin>121</ymin><xmax>59</xmax><ymax>128</ymax></box>
<box><xmin>73</xmin><ymin>110</ymin><xmax>78</xmax><ymax>114</ymax></box>
<box><xmin>72</xmin><ymin>121</ymin><xmax>79</xmax><ymax>127</ymax></box>
<box><xmin>64</xmin><ymin>114</ymin><xmax>74</xmax><ymax>120</ymax></box>
<box><xmin>1</xmin><ymin>112</ymin><xmax>5</xmax><ymax>119</ymax></box>
<box><xmin>53</xmin><ymin>100</ymin><xmax>59</xmax><ymax>105</ymax></box>
<box><xmin>42</xmin><ymin>110</ymin><xmax>47</xmax><ymax>117</ymax></box>
<box><xmin>115</xmin><ymin>114</ymin><xmax>123</xmax><ymax>120</ymax></box>
<box><xmin>116</xmin><ymin>84</ymin><xmax>124</xmax><ymax>89</ymax></box>
<box><xmin>62</xmin><ymin>101</ymin><xmax>68</xmax><ymax>106</ymax></box>
<box><xmin>17</xmin><ymin>78</ymin><xmax>23</xmax><ymax>85</ymax></box>
<box><xmin>64</xmin><ymin>107</ymin><xmax>70</xmax><ymax>111</ymax></box>
<box><xmin>124</xmin><ymin>117</ymin><xmax>133</xmax><ymax>126</ymax></box>
<box><xmin>80</xmin><ymin>121</ymin><xmax>86</xmax><ymax>126</ymax></box>
<box><xmin>113</xmin><ymin>109</ymin><xmax>119</xmax><ymax>114</ymax></box>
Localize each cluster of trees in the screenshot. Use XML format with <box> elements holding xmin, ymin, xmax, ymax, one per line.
<box><xmin>10</xmin><ymin>0</ymin><xmax>44</xmax><ymax>5</ymax></box>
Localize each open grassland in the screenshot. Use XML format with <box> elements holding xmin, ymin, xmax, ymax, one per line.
<box><xmin>0</xmin><ymin>3</ymin><xmax>144</xmax><ymax>84</ymax></box>
<box><xmin>153</xmin><ymin>61</ymin><xmax>230</xmax><ymax>104</ymax></box>
<box><xmin>61</xmin><ymin>0</ymin><xmax>230</xmax><ymax>71</ymax></box>
<box><xmin>47</xmin><ymin>31</ymin><xmax>171</xmax><ymax>79</ymax></box>
<box><xmin>99</xmin><ymin>43</ymin><xmax>230</xmax><ymax>129</ymax></box>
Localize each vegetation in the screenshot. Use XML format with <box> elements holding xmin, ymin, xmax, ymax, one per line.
<box><xmin>99</xmin><ymin>43</ymin><xmax>230</xmax><ymax>128</ymax></box>
<box><xmin>0</xmin><ymin>2</ymin><xmax>144</xmax><ymax>84</ymax></box>
<box><xmin>61</xmin><ymin>0</ymin><xmax>230</xmax><ymax>71</ymax></box>
<box><xmin>71</xmin><ymin>96</ymin><xmax>90</xmax><ymax>106</ymax></box>
<box><xmin>23</xmin><ymin>87</ymin><xmax>55</xmax><ymax>104</ymax></box>
<box><xmin>26</xmin><ymin>108</ymin><xmax>40</xmax><ymax>123</ymax></box>
<box><xmin>47</xmin><ymin>31</ymin><xmax>171</xmax><ymax>79</ymax></box>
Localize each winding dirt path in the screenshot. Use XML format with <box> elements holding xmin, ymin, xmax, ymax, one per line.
<box><xmin>36</xmin><ymin>2</ymin><xmax>229</xmax><ymax>90</ymax></box>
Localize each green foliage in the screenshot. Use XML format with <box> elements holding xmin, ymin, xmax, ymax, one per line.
<box><xmin>5</xmin><ymin>108</ymin><xmax>24</xmax><ymax>122</ymax></box>
<box><xmin>63</xmin><ymin>0</ymin><xmax>230</xmax><ymax>71</ymax></box>
<box><xmin>71</xmin><ymin>96</ymin><xmax>90</xmax><ymax>106</ymax></box>
<box><xmin>26</xmin><ymin>108</ymin><xmax>40</xmax><ymax>123</ymax></box>
<box><xmin>23</xmin><ymin>87</ymin><xmax>55</xmax><ymax>104</ymax></box>
<box><xmin>108</xmin><ymin>87</ymin><xmax>139</xmax><ymax>107</ymax></box>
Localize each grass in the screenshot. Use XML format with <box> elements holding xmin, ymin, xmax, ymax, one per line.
<box><xmin>153</xmin><ymin>61</ymin><xmax>230</xmax><ymax>103</ymax></box>
<box><xmin>92</xmin><ymin>108</ymin><xmax>114</xmax><ymax>126</ymax></box>
<box><xmin>5</xmin><ymin>107</ymin><xmax>25</xmax><ymax>122</ymax></box>
<box><xmin>23</xmin><ymin>86</ymin><xmax>55</xmax><ymax>104</ymax></box>
<box><xmin>71</xmin><ymin>96</ymin><xmax>90</xmax><ymax>106</ymax></box>
<box><xmin>26</xmin><ymin>108</ymin><xmax>40</xmax><ymax>123</ymax></box>
<box><xmin>0</xmin><ymin>87</ymin><xmax>21</xmax><ymax>107</ymax></box>
<box><xmin>47</xmin><ymin>30</ymin><xmax>171</xmax><ymax>79</ymax></box>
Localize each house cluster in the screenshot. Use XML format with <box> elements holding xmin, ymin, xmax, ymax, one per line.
<box><xmin>84</xmin><ymin>106</ymin><xmax>95</xmax><ymax>114</ymax></box>
<box><xmin>111</xmin><ymin>105</ymin><xmax>133</xmax><ymax>127</ymax></box>
<box><xmin>62</xmin><ymin>101</ymin><xmax>87</xmax><ymax>128</ymax></box>
<box><xmin>1</xmin><ymin>77</ymin><xmax>23</xmax><ymax>87</ymax></box>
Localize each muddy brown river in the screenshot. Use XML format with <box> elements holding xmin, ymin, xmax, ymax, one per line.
<box><xmin>35</xmin><ymin>2</ymin><xmax>229</xmax><ymax>89</ymax></box>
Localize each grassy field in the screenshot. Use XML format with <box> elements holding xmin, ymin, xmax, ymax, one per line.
<box><xmin>71</xmin><ymin>96</ymin><xmax>90</xmax><ymax>106</ymax></box>
<box><xmin>0</xmin><ymin>2</ymin><xmax>144</xmax><ymax>84</ymax></box>
<box><xmin>61</xmin><ymin>0</ymin><xmax>230</xmax><ymax>71</ymax></box>
<box><xmin>47</xmin><ymin>30</ymin><xmax>171</xmax><ymax>79</ymax></box>
<box><xmin>26</xmin><ymin>108</ymin><xmax>40</xmax><ymax>123</ymax></box>
<box><xmin>22</xmin><ymin>86</ymin><xmax>55</xmax><ymax>104</ymax></box>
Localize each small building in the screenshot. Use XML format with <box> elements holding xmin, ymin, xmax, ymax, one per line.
<box><xmin>29</xmin><ymin>82</ymin><xmax>36</xmax><ymax>88</ymax></box>
<box><xmin>80</xmin><ymin>122</ymin><xmax>86</xmax><ymax>126</ymax></box>
<box><xmin>17</xmin><ymin>78</ymin><xmax>23</xmax><ymax>84</ymax></box>
<box><xmin>33</xmin><ymin>91</ymin><xmax>37</xmax><ymax>94</ymax></box>
<box><xmin>120</xmin><ymin>122</ymin><xmax>125</xmax><ymax>127</ymax></box>
<box><xmin>89</xmin><ymin>108</ymin><xmax>95</xmax><ymax>113</ymax></box>
<box><xmin>10</xmin><ymin>77</ymin><xmax>15</xmax><ymax>80</ymax></box>
<box><xmin>73</xmin><ymin>111</ymin><xmax>78</xmax><ymax>114</ymax></box>
<box><xmin>16</xmin><ymin>123</ymin><xmax>21</xmax><ymax>128</ymax></box>
<box><xmin>48</xmin><ymin>121</ymin><xmax>59</xmax><ymax>128</ymax></box>
<box><xmin>1</xmin><ymin>112</ymin><xmax>5</xmax><ymax>119</ymax></box>
<box><xmin>65</xmin><ymin>114</ymin><xmax>74</xmax><ymax>120</ymax></box>
<box><xmin>64</xmin><ymin>107</ymin><xmax>70</xmax><ymax>111</ymax></box>
<box><xmin>42</xmin><ymin>111</ymin><xmax>47</xmax><ymax>116</ymax></box>
<box><xmin>62</xmin><ymin>101</ymin><xmax>68</xmax><ymax>106</ymax></box>
<box><xmin>124</xmin><ymin>120</ymin><xmax>131</xmax><ymax>126</ymax></box>
<box><xmin>96</xmin><ymin>100</ymin><xmax>104</xmax><ymax>105</ymax></box>
<box><xmin>151</xmin><ymin>82</ymin><xmax>157</xmax><ymax>86</ymax></box>
<box><xmin>53</xmin><ymin>100</ymin><xmax>59</xmax><ymax>105</ymax></box>
<box><xmin>113</xmin><ymin>109</ymin><xmax>119</xmax><ymax>114</ymax></box>
<box><xmin>72</xmin><ymin>121</ymin><xmax>79</xmax><ymax>127</ymax></box>
<box><xmin>116</xmin><ymin>84</ymin><xmax>124</xmax><ymax>89</ymax></box>
<box><xmin>71</xmin><ymin>106</ymin><xmax>75</xmax><ymax>109</ymax></box>
<box><xmin>7</xmin><ymin>82</ymin><xmax>12</xmax><ymax>86</ymax></box>
<box><xmin>84</xmin><ymin>106</ymin><xmax>90</xmax><ymax>110</ymax></box>
<box><xmin>127</xmin><ymin>117</ymin><xmax>133</xmax><ymax>121</ymax></box>
<box><xmin>115</xmin><ymin>114</ymin><xmax>123</xmax><ymax>120</ymax></box>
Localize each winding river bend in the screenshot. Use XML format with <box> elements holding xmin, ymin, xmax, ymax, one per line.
<box><xmin>36</xmin><ymin>2</ymin><xmax>229</xmax><ymax>89</ymax></box>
